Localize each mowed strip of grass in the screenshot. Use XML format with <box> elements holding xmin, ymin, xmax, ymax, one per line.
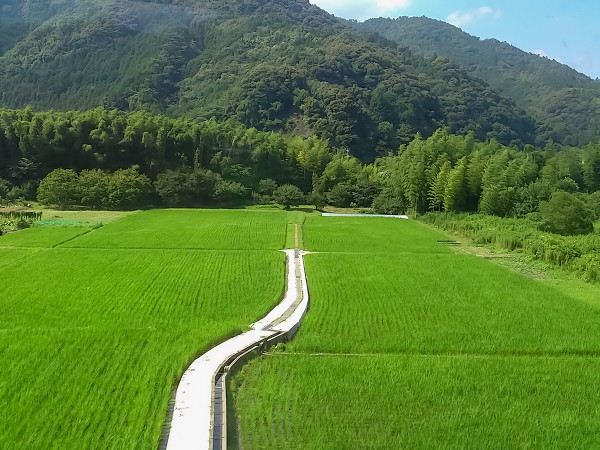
<box><xmin>0</xmin><ymin>248</ymin><xmax>285</xmax><ymax>449</ymax></box>
<box><xmin>0</xmin><ymin>226</ymin><xmax>92</xmax><ymax>247</ymax></box>
<box><xmin>233</xmin><ymin>354</ymin><xmax>600</xmax><ymax>449</ymax></box>
<box><xmin>290</xmin><ymin>252</ymin><xmax>600</xmax><ymax>355</ymax></box>
<box><xmin>62</xmin><ymin>209</ymin><xmax>287</xmax><ymax>250</ymax></box>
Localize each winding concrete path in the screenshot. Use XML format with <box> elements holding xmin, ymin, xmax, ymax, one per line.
<box><xmin>164</xmin><ymin>248</ymin><xmax>309</xmax><ymax>450</ymax></box>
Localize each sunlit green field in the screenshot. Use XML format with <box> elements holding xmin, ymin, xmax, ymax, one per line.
<box><xmin>0</xmin><ymin>226</ymin><xmax>93</xmax><ymax>247</ymax></box>
<box><xmin>0</xmin><ymin>210</ymin><xmax>287</xmax><ymax>449</ymax></box>
<box><xmin>63</xmin><ymin>209</ymin><xmax>287</xmax><ymax>250</ymax></box>
<box><xmin>232</xmin><ymin>214</ymin><xmax>600</xmax><ymax>448</ymax></box>
<box><xmin>234</xmin><ymin>354</ymin><xmax>600</xmax><ymax>449</ymax></box>
<box><xmin>292</xmin><ymin>252</ymin><xmax>600</xmax><ymax>355</ymax></box>
<box><xmin>302</xmin><ymin>215</ymin><xmax>451</xmax><ymax>253</ymax></box>
<box><xmin>0</xmin><ymin>248</ymin><xmax>36</xmax><ymax>269</ymax></box>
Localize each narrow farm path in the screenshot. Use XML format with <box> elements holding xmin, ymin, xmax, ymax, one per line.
<box><xmin>163</xmin><ymin>229</ymin><xmax>309</xmax><ymax>450</ymax></box>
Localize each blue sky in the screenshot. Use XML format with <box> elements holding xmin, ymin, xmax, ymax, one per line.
<box><xmin>309</xmin><ymin>0</ymin><xmax>600</xmax><ymax>79</ymax></box>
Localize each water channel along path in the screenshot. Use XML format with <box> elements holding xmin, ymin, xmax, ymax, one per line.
<box><xmin>163</xmin><ymin>243</ymin><xmax>309</xmax><ymax>450</ymax></box>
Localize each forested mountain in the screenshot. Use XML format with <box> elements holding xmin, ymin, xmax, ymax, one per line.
<box><xmin>0</xmin><ymin>0</ymin><xmax>537</xmax><ymax>161</ymax></box>
<box><xmin>354</xmin><ymin>17</ymin><xmax>600</xmax><ymax>147</ymax></box>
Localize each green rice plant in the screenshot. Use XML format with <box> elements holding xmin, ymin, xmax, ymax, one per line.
<box><xmin>303</xmin><ymin>215</ymin><xmax>452</xmax><ymax>254</ymax></box>
<box><xmin>0</xmin><ymin>227</ymin><xmax>92</xmax><ymax>248</ymax></box>
<box><xmin>232</xmin><ymin>214</ymin><xmax>600</xmax><ymax>447</ymax></box>
<box><xmin>62</xmin><ymin>209</ymin><xmax>286</xmax><ymax>250</ymax></box>
<box><xmin>0</xmin><ymin>248</ymin><xmax>36</xmax><ymax>269</ymax></box>
<box><xmin>291</xmin><ymin>252</ymin><xmax>600</xmax><ymax>355</ymax></box>
<box><xmin>232</xmin><ymin>354</ymin><xmax>600</xmax><ymax>449</ymax></box>
<box><xmin>0</xmin><ymin>249</ymin><xmax>285</xmax><ymax>449</ymax></box>
<box><xmin>0</xmin><ymin>208</ymin><xmax>287</xmax><ymax>449</ymax></box>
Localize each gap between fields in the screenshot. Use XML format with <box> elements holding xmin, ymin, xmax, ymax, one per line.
<box><xmin>262</xmin><ymin>350</ymin><xmax>600</xmax><ymax>360</ymax></box>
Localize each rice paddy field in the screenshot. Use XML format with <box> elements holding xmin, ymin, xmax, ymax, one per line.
<box><xmin>0</xmin><ymin>226</ymin><xmax>93</xmax><ymax>248</ymax></box>
<box><xmin>232</xmin><ymin>215</ymin><xmax>600</xmax><ymax>448</ymax></box>
<box><xmin>0</xmin><ymin>209</ymin><xmax>287</xmax><ymax>449</ymax></box>
<box><xmin>63</xmin><ymin>209</ymin><xmax>286</xmax><ymax>250</ymax></box>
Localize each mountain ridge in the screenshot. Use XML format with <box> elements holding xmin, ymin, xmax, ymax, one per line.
<box><xmin>353</xmin><ymin>16</ymin><xmax>600</xmax><ymax>147</ymax></box>
<box><xmin>0</xmin><ymin>0</ymin><xmax>592</xmax><ymax>160</ymax></box>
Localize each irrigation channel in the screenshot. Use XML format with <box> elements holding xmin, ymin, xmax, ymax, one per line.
<box><xmin>163</xmin><ymin>228</ymin><xmax>309</xmax><ymax>450</ymax></box>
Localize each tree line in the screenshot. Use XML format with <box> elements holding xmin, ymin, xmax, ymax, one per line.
<box><xmin>1</xmin><ymin>108</ymin><xmax>599</xmax><ymax>235</ymax></box>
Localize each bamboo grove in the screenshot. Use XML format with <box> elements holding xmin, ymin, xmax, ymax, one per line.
<box><xmin>1</xmin><ymin>108</ymin><xmax>599</xmax><ymax>231</ymax></box>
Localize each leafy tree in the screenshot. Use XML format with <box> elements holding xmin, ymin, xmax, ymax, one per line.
<box><xmin>79</xmin><ymin>169</ymin><xmax>109</xmax><ymax>209</ymax></box>
<box><xmin>37</xmin><ymin>168</ymin><xmax>80</xmax><ymax>208</ymax></box>
<box><xmin>273</xmin><ymin>184</ymin><xmax>304</xmax><ymax>209</ymax></box>
<box><xmin>444</xmin><ymin>157</ymin><xmax>467</xmax><ymax>212</ymax></box>
<box><xmin>258</xmin><ymin>178</ymin><xmax>278</xmax><ymax>197</ymax></box>
<box><xmin>107</xmin><ymin>168</ymin><xmax>152</xmax><ymax>210</ymax></box>
<box><xmin>326</xmin><ymin>183</ymin><xmax>354</xmax><ymax>208</ymax></box>
<box><xmin>539</xmin><ymin>191</ymin><xmax>594</xmax><ymax>235</ymax></box>
<box><xmin>0</xmin><ymin>178</ymin><xmax>10</xmax><ymax>200</ymax></box>
<box><xmin>212</xmin><ymin>179</ymin><xmax>248</xmax><ymax>204</ymax></box>
<box><xmin>155</xmin><ymin>170</ymin><xmax>193</xmax><ymax>207</ymax></box>
<box><xmin>155</xmin><ymin>169</ymin><xmax>218</xmax><ymax>207</ymax></box>
<box><xmin>428</xmin><ymin>161</ymin><xmax>451</xmax><ymax>211</ymax></box>
<box><xmin>582</xmin><ymin>144</ymin><xmax>600</xmax><ymax>193</ymax></box>
<box><xmin>307</xmin><ymin>190</ymin><xmax>326</xmax><ymax>210</ymax></box>
<box><xmin>372</xmin><ymin>186</ymin><xmax>406</xmax><ymax>215</ymax></box>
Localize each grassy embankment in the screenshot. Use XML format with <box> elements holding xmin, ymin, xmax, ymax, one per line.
<box><xmin>232</xmin><ymin>215</ymin><xmax>600</xmax><ymax>448</ymax></box>
<box><xmin>420</xmin><ymin>212</ymin><xmax>600</xmax><ymax>282</ymax></box>
<box><xmin>0</xmin><ymin>209</ymin><xmax>287</xmax><ymax>449</ymax></box>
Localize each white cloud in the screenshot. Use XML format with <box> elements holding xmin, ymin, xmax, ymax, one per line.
<box><xmin>310</xmin><ymin>0</ymin><xmax>411</xmax><ymax>20</ymax></box>
<box><xmin>446</xmin><ymin>6</ymin><xmax>502</xmax><ymax>27</ymax></box>
<box><xmin>532</xmin><ymin>49</ymin><xmax>548</xmax><ymax>57</ymax></box>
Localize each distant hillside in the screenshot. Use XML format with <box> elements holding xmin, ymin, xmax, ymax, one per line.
<box><xmin>354</xmin><ymin>16</ymin><xmax>600</xmax><ymax>147</ymax></box>
<box><xmin>0</xmin><ymin>0</ymin><xmax>538</xmax><ymax>161</ymax></box>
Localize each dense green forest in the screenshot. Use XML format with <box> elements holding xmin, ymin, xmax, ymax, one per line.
<box><xmin>354</xmin><ymin>17</ymin><xmax>600</xmax><ymax>147</ymax></box>
<box><xmin>1</xmin><ymin>108</ymin><xmax>599</xmax><ymax>228</ymax></box>
<box><xmin>0</xmin><ymin>0</ymin><xmax>539</xmax><ymax>161</ymax></box>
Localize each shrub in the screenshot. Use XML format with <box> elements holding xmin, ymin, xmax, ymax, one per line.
<box><xmin>539</xmin><ymin>191</ymin><xmax>594</xmax><ymax>235</ymax></box>
<box><xmin>37</xmin><ymin>169</ymin><xmax>80</xmax><ymax>208</ymax></box>
<box><xmin>107</xmin><ymin>168</ymin><xmax>152</xmax><ymax>210</ymax></box>
<box><xmin>213</xmin><ymin>179</ymin><xmax>249</xmax><ymax>203</ymax></box>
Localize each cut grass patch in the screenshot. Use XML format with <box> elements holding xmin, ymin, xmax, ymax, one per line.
<box><xmin>41</xmin><ymin>209</ymin><xmax>134</xmax><ymax>224</ymax></box>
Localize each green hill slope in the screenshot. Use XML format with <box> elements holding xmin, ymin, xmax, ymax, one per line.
<box><xmin>354</xmin><ymin>16</ymin><xmax>600</xmax><ymax>147</ymax></box>
<box><xmin>0</xmin><ymin>0</ymin><xmax>537</xmax><ymax>161</ymax></box>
